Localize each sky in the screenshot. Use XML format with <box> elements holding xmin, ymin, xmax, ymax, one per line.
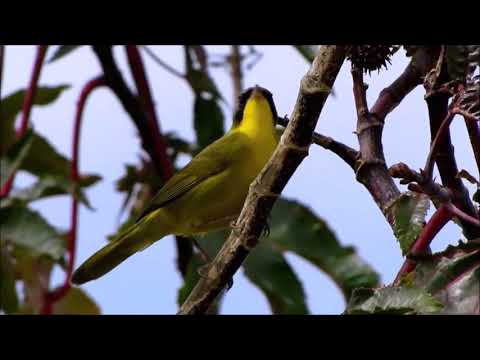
<box><xmin>2</xmin><ymin>45</ymin><xmax>477</xmax><ymax>314</ymax></box>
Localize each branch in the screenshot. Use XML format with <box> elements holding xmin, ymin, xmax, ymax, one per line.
<box><xmin>125</xmin><ymin>45</ymin><xmax>174</xmax><ymax>180</ymax></box>
<box><xmin>92</xmin><ymin>46</ymin><xmax>169</xmax><ymax>177</ymax></box>
<box><xmin>229</xmin><ymin>45</ymin><xmax>243</xmax><ymax>104</ymax></box>
<box><xmin>93</xmin><ymin>46</ymin><xmax>193</xmax><ymax>280</ymax></box>
<box><xmin>42</xmin><ymin>76</ymin><xmax>106</xmax><ymax>314</ymax></box>
<box><xmin>141</xmin><ymin>46</ymin><xmax>186</xmax><ymax>79</ymax></box>
<box><xmin>394</xmin><ymin>204</ymin><xmax>452</xmax><ymax>283</ymax></box>
<box><xmin>177</xmin><ymin>45</ymin><xmax>346</xmax><ymax>315</ymax></box>
<box><xmin>1</xmin><ymin>45</ymin><xmax>48</xmax><ymax>198</ymax></box>
<box><xmin>465</xmin><ymin>119</ymin><xmax>480</xmax><ymax>177</ymax></box>
<box><xmin>351</xmin><ymin>66</ymin><xmax>401</xmax><ymax>226</ymax></box>
<box><xmin>425</xmin><ymin>90</ymin><xmax>480</xmax><ymax>240</ymax></box>
<box><xmin>277</xmin><ymin>116</ymin><xmax>358</xmax><ymax>170</ymax></box>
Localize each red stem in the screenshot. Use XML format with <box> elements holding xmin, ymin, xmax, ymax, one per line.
<box><xmin>41</xmin><ymin>76</ymin><xmax>106</xmax><ymax>314</ymax></box>
<box><xmin>125</xmin><ymin>45</ymin><xmax>173</xmax><ymax>180</ymax></box>
<box><xmin>394</xmin><ymin>205</ymin><xmax>453</xmax><ymax>284</ymax></box>
<box><xmin>0</xmin><ymin>45</ymin><xmax>47</xmax><ymax>198</ymax></box>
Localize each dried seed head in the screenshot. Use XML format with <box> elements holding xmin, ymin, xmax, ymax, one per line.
<box><xmin>346</xmin><ymin>45</ymin><xmax>399</xmax><ymax>74</ymax></box>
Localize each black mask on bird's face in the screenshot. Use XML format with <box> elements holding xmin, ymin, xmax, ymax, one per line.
<box><xmin>233</xmin><ymin>85</ymin><xmax>278</xmax><ymax>127</ymax></box>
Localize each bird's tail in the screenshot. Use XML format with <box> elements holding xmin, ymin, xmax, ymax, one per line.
<box><xmin>71</xmin><ymin>211</ymin><xmax>169</xmax><ymax>285</ymax></box>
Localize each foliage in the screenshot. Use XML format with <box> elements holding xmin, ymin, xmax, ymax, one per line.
<box><xmin>1</xmin><ymin>44</ymin><xmax>479</xmax><ymax>315</ymax></box>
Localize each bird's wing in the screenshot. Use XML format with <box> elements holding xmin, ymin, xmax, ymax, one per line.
<box><xmin>136</xmin><ymin>131</ymin><xmax>247</xmax><ymax>221</ymax></box>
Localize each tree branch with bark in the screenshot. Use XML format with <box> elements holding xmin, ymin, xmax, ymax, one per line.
<box><xmin>178</xmin><ymin>45</ymin><xmax>346</xmax><ymax>315</ymax></box>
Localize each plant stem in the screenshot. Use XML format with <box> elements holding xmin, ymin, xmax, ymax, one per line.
<box><xmin>229</xmin><ymin>45</ymin><xmax>243</xmax><ymax>104</ymax></box>
<box><xmin>125</xmin><ymin>45</ymin><xmax>173</xmax><ymax>180</ymax></box>
<box><xmin>0</xmin><ymin>45</ymin><xmax>47</xmax><ymax>198</ymax></box>
<box><xmin>141</xmin><ymin>46</ymin><xmax>186</xmax><ymax>79</ymax></box>
<box><xmin>394</xmin><ymin>205</ymin><xmax>452</xmax><ymax>283</ymax></box>
<box><xmin>41</xmin><ymin>76</ymin><xmax>105</xmax><ymax>314</ymax></box>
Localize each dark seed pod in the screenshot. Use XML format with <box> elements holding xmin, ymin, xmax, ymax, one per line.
<box><xmin>346</xmin><ymin>45</ymin><xmax>399</xmax><ymax>74</ymax></box>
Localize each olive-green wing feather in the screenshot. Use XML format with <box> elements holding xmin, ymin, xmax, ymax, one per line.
<box><xmin>136</xmin><ymin>131</ymin><xmax>247</xmax><ymax>221</ymax></box>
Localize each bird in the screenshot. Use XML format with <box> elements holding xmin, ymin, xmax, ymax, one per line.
<box><xmin>71</xmin><ymin>85</ymin><xmax>279</xmax><ymax>285</ymax></box>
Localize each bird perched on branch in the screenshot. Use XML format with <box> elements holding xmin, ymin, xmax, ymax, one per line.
<box><xmin>72</xmin><ymin>85</ymin><xmax>279</xmax><ymax>285</ymax></box>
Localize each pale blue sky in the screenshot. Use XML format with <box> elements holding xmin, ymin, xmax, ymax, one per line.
<box><xmin>3</xmin><ymin>45</ymin><xmax>477</xmax><ymax>314</ymax></box>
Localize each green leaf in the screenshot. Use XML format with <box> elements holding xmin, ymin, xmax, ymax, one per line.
<box><xmin>0</xmin><ymin>244</ymin><xmax>19</xmax><ymax>314</ymax></box>
<box><xmin>392</xmin><ymin>192</ymin><xmax>430</xmax><ymax>255</ymax></box>
<box><xmin>48</xmin><ymin>46</ymin><xmax>82</xmax><ymax>63</ymax></box>
<box><xmin>268</xmin><ymin>198</ymin><xmax>380</xmax><ymax>300</ymax></box>
<box><xmin>0</xmin><ymin>206</ymin><xmax>65</xmax><ymax>261</ymax></box>
<box><xmin>346</xmin><ymin>286</ymin><xmax>443</xmax><ymax>314</ymax></box>
<box><xmin>193</xmin><ymin>96</ymin><xmax>225</xmax><ymax>150</ymax></box>
<box><xmin>52</xmin><ymin>287</ymin><xmax>100</xmax><ymax>314</ymax></box>
<box><xmin>0</xmin><ymin>85</ymin><xmax>70</xmax><ymax>155</ymax></box>
<box><xmin>410</xmin><ymin>243</ymin><xmax>480</xmax><ymax>314</ymax></box>
<box><xmin>19</xmin><ymin>132</ymin><xmax>101</xmax><ymax>188</ymax></box>
<box><xmin>473</xmin><ymin>189</ymin><xmax>480</xmax><ymax>203</ymax></box>
<box><xmin>243</xmin><ymin>242</ymin><xmax>308</xmax><ymax>314</ymax></box>
<box><xmin>1</xmin><ymin>174</ymin><xmax>98</xmax><ymax>210</ymax></box>
<box><xmin>0</xmin><ymin>129</ymin><xmax>34</xmax><ymax>187</ymax></box>
<box><xmin>446</xmin><ymin>46</ymin><xmax>470</xmax><ymax>82</ymax></box>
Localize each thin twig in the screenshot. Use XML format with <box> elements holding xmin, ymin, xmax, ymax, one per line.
<box><xmin>394</xmin><ymin>204</ymin><xmax>453</xmax><ymax>284</ymax></box>
<box><xmin>425</xmin><ymin>88</ymin><xmax>480</xmax><ymax>240</ymax></box>
<box><xmin>178</xmin><ymin>45</ymin><xmax>346</xmax><ymax>315</ymax></box>
<box><xmin>42</xmin><ymin>76</ymin><xmax>106</xmax><ymax>314</ymax></box>
<box><xmin>277</xmin><ymin>116</ymin><xmax>358</xmax><ymax>169</ymax></box>
<box><xmin>141</xmin><ymin>46</ymin><xmax>186</xmax><ymax>79</ymax></box>
<box><xmin>125</xmin><ymin>45</ymin><xmax>174</xmax><ymax>180</ymax></box>
<box><xmin>423</xmin><ymin>109</ymin><xmax>455</xmax><ymax>179</ymax></box>
<box><xmin>229</xmin><ymin>45</ymin><xmax>243</xmax><ymax>104</ymax></box>
<box><xmin>0</xmin><ymin>45</ymin><xmax>48</xmax><ymax>198</ymax></box>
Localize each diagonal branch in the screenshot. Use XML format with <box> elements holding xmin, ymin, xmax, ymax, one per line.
<box><xmin>465</xmin><ymin>119</ymin><xmax>480</xmax><ymax>177</ymax></box>
<box><xmin>425</xmin><ymin>91</ymin><xmax>480</xmax><ymax>240</ymax></box>
<box><xmin>277</xmin><ymin>116</ymin><xmax>358</xmax><ymax>170</ymax></box>
<box><xmin>351</xmin><ymin>66</ymin><xmax>401</xmax><ymax>227</ymax></box>
<box><xmin>93</xmin><ymin>45</ymin><xmax>193</xmax><ymax>280</ymax></box>
<box><xmin>178</xmin><ymin>45</ymin><xmax>346</xmax><ymax>315</ymax></box>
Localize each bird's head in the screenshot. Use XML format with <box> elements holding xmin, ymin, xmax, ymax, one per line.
<box><xmin>232</xmin><ymin>85</ymin><xmax>278</xmax><ymax>129</ymax></box>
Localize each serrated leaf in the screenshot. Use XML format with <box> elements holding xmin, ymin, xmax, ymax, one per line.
<box><xmin>52</xmin><ymin>287</ymin><xmax>100</xmax><ymax>314</ymax></box>
<box><xmin>48</xmin><ymin>46</ymin><xmax>82</xmax><ymax>63</ymax></box>
<box><xmin>392</xmin><ymin>192</ymin><xmax>430</xmax><ymax>255</ymax></box>
<box><xmin>193</xmin><ymin>96</ymin><xmax>225</xmax><ymax>150</ymax></box>
<box><xmin>346</xmin><ymin>286</ymin><xmax>443</xmax><ymax>314</ymax></box>
<box><xmin>0</xmin><ymin>244</ymin><xmax>19</xmax><ymax>314</ymax></box>
<box><xmin>473</xmin><ymin>189</ymin><xmax>480</xmax><ymax>203</ymax></box>
<box><xmin>0</xmin><ymin>174</ymin><xmax>98</xmax><ymax>210</ymax></box>
<box><xmin>0</xmin><ymin>129</ymin><xmax>34</xmax><ymax>187</ymax></box>
<box><xmin>243</xmin><ymin>242</ymin><xmax>308</xmax><ymax>314</ymax></box>
<box><xmin>13</xmin><ymin>251</ymin><xmax>54</xmax><ymax>314</ymax></box>
<box><xmin>410</xmin><ymin>243</ymin><xmax>480</xmax><ymax>314</ymax></box>
<box><xmin>18</xmin><ymin>132</ymin><xmax>100</xmax><ymax>188</ymax></box>
<box><xmin>0</xmin><ymin>85</ymin><xmax>70</xmax><ymax>155</ymax></box>
<box><xmin>446</xmin><ymin>46</ymin><xmax>470</xmax><ymax>82</ymax></box>
<box><xmin>0</xmin><ymin>206</ymin><xmax>65</xmax><ymax>261</ymax></box>
<box><xmin>268</xmin><ymin>198</ymin><xmax>380</xmax><ymax>300</ymax></box>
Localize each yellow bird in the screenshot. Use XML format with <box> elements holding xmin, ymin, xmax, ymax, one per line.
<box><xmin>71</xmin><ymin>85</ymin><xmax>279</xmax><ymax>285</ymax></box>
